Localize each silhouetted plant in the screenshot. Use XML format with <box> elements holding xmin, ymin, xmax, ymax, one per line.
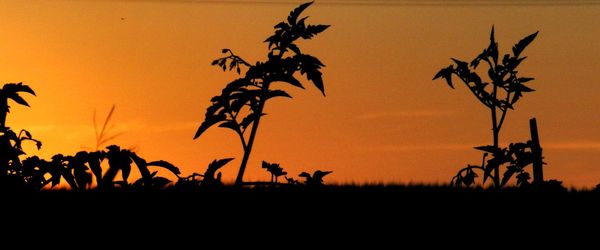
<box><xmin>101</xmin><ymin>145</ymin><xmax>181</xmax><ymax>188</ymax></box>
<box><xmin>262</xmin><ymin>161</ymin><xmax>287</xmax><ymax>183</ymax></box>
<box><xmin>176</xmin><ymin>158</ymin><xmax>234</xmax><ymax>188</ymax></box>
<box><xmin>434</xmin><ymin>27</ymin><xmax>540</xmax><ymax>187</ymax></box>
<box><xmin>285</xmin><ymin>176</ymin><xmax>300</xmax><ymax>185</ymax></box>
<box><xmin>0</xmin><ymin>82</ymin><xmax>40</xmax><ymax>188</ymax></box>
<box><xmin>450</xmin><ymin>143</ymin><xmax>535</xmax><ymax>188</ymax></box>
<box><xmin>17</xmin><ymin>146</ymin><xmax>180</xmax><ymax>190</ymax></box>
<box><xmin>299</xmin><ymin>170</ymin><xmax>332</xmax><ymax>186</ymax></box>
<box><xmin>200</xmin><ymin>158</ymin><xmax>233</xmax><ymax>187</ymax></box>
<box><xmin>194</xmin><ymin>1</ymin><xmax>329</xmax><ymax>186</ymax></box>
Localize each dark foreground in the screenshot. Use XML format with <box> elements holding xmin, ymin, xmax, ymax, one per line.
<box><xmin>3</xmin><ymin>185</ymin><xmax>600</xmax><ymax>245</ymax></box>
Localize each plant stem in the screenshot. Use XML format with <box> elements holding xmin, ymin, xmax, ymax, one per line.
<box><xmin>234</xmin><ymin>81</ymin><xmax>270</xmax><ymax>186</ymax></box>
<box><xmin>491</xmin><ymin>107</ymin><xmax>500</xmax><ymax>187</ymax></box>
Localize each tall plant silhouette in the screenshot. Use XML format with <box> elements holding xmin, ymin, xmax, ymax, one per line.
<box><xmin>433</xmin><ymin>27</ymin><xmax>539</xmax><ymax>187</ymax></box>
<box><xmin>194</xmin><ymin>1</ymin><xmax>329</xmax><ymax>186</ymax></box>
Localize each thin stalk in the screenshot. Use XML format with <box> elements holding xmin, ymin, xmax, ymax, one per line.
<box><xmin>491</xmin><ymin>85</ymin><xmax>500</xmax><ymax>188</ymax></box>
<box><xmin>234</xmin><ymin>81</ymin><xmax>271</xmax><ymax>186</ymax></box>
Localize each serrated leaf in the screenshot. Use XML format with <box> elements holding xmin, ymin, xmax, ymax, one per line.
<box><xmin>513</xmin><ymin>31</ymin><xmax>539</xmax><ymax>58</ymax></box>
<box><xmin>488</xmin><ymin>26</ymin><xmax>499</xmax><ymax>64</ymax></box>
<box><xmin>296</xmin><ymin>54</ymin><xmax>326</xmax><ymax>95</ymax></box>
<box><xmin>433</xmin><ymin>65</ymin><xmax>455</xmax><ymax>89</ymax></box>
<box><xmin>288</xmin><ymin>1</ymin><xmax>313</xmax><ymax>25</ymax></box>
<box><xmin>302</xmin><ymin>24</ymin><xmax>330</xmax><ymax>39</ymax></box>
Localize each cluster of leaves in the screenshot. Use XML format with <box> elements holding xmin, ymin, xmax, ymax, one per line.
<box><xmin>194</xmin><ymin>1</ymin><xmax>330</xmax><ymax>185</ymax></box>
<box><xmin>13</xmin><ymin>145</ymin><xmax>181</xmax><ymax>190</ymax></box>
<box><xmin>262</xmin><ymin>160</ymin><xmax>332</xmax><ymax>186</ymax></box>
<box><xmin>451</xmin><ymin>142</ymin><xmax>539</xmax><ymax>188</ymax></box>
<box><xmin>434</xmin><ymin>27</ymin><xmax>538</xmax><ymax>114</ymax></box>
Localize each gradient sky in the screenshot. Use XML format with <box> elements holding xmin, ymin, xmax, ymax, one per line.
<box><xmin>1</xmin><ymin>0</ymin><xmax>599</xmax><ymax>187</ymax></box>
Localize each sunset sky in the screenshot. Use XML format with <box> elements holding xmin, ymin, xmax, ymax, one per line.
<box><xmin>1</xmin><ymin>0</ymin><xmax>599</xmax><ymax>188</ymax></box>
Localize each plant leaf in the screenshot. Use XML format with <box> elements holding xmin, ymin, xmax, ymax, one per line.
<box><xmin>266</xmin><ymin>90</ymin><xmax>292</xmax><ymax>100</ymax></box>
<box><xmin>301</xmin><ymin>24</ymin><xmax>330</xmax><ymax>39</ymax></box>
<box><xmin>474</xmin><ymin>145</ymin><xmax>498</xmax><ymax>153</ymax></box>
<box><xmin>513</xmin><ymin>31</ymin><xmax>539</xmax><ymax>58</ymax></box>
<box><xmin>148</xmin><ymin>160</ymin><xmax>181</xmax><ymax>175</ymax></box>
<box><xmin>501</xmin><ymin>167</ymin><xmax>516</xmax><ymax>187</ymax></box>
<box><xmin>6</xmin><ymin>93</ymin><xmax>30</xmax><ymax>107</ymax></box>
<box><xmin>295</xmin><ymin>54</ymin><xmax>326</xmax><ymax>95</ymax></box>
<box><xmin>433</xmin><ymin>65</ymin><xmax>455</xmax><ymax>89</ymax></box>
<box><xmin>288</xmin><ymin>1</ymin><xmax>313</xmax><ymax>25</ymax></box>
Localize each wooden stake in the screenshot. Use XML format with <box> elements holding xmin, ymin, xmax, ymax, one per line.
<box><xmin>530</xmin><ymin>118</ymin><xmax>544</xmax><ymax>185</ymax></box>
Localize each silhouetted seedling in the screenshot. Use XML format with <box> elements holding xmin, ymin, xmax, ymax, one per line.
<box><xmin>285</xmin><ymin>176</ymin><xmax>300</xmax><ymax>185</ymax></box>
<box><xmin>299</xmin><ymin>170</ymin><xmax>332</xmax><ymax>186</ymax></box>
<box><xmin>175</xmin><ymin>158</ymin><xmax>234</xmax><ymax>188</ymax></box>
<box><xmin>434</xmin><ymin>27</ymin><xmax>544</xmax><ymax>188</ymax></box>
<box><xmin>200</xmin><ymin>158</ymin><xmax>234</xmax><ymax>187</ymax></box>
<box><xmin>100</xmin><ymin>145</ymin><xmax>181</xmax><ymax>188</ymax></box>
<box><xmin>262</xmin><ymin>161</ymin><xmax>287</xmax><ymax>183</ymax></box>
<box><xmin>194</xmin><ymin>1</ymin><xmax>330</xmax><ymax>186</ymax></box>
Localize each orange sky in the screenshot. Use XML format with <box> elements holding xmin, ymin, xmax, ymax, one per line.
<box><xmin>1</xmin><ymin>0</ymin><xmax>599</xmax><ymax>188</ymax></box>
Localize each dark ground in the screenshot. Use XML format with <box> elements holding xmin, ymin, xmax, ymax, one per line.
<box><xmin>2</xmin><ymin>185</ymin><xmax>599</xmax><ymax>246</ymax></box>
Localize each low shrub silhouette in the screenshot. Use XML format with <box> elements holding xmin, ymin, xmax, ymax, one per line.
<box><xmin>17</xmin><ymin>146</ymin><xmax>181</xmax><ymax>190</ymax></box>
<box><xmin>299</xmin><ymin>170</ymin><xmax>332</xmax><ymax>186</ymax></box>
<box><xmin>194</xmin><ymin>1</ymin><xmax>330</xmax><ymax>186</ymax></box>
<box><xmin>0</xmin><ymin>83</ymin><xmax>181</xmax><ymax>190</ymax></box>
<box><xmin>262</xmin><ymin>161</ymin><xmax>287</xmax><ymax>183</ymax></box>
<box><xmin>434</xmin><ymin>27</ymin><xmax>546</xmax><ymax>188</ymax></box>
